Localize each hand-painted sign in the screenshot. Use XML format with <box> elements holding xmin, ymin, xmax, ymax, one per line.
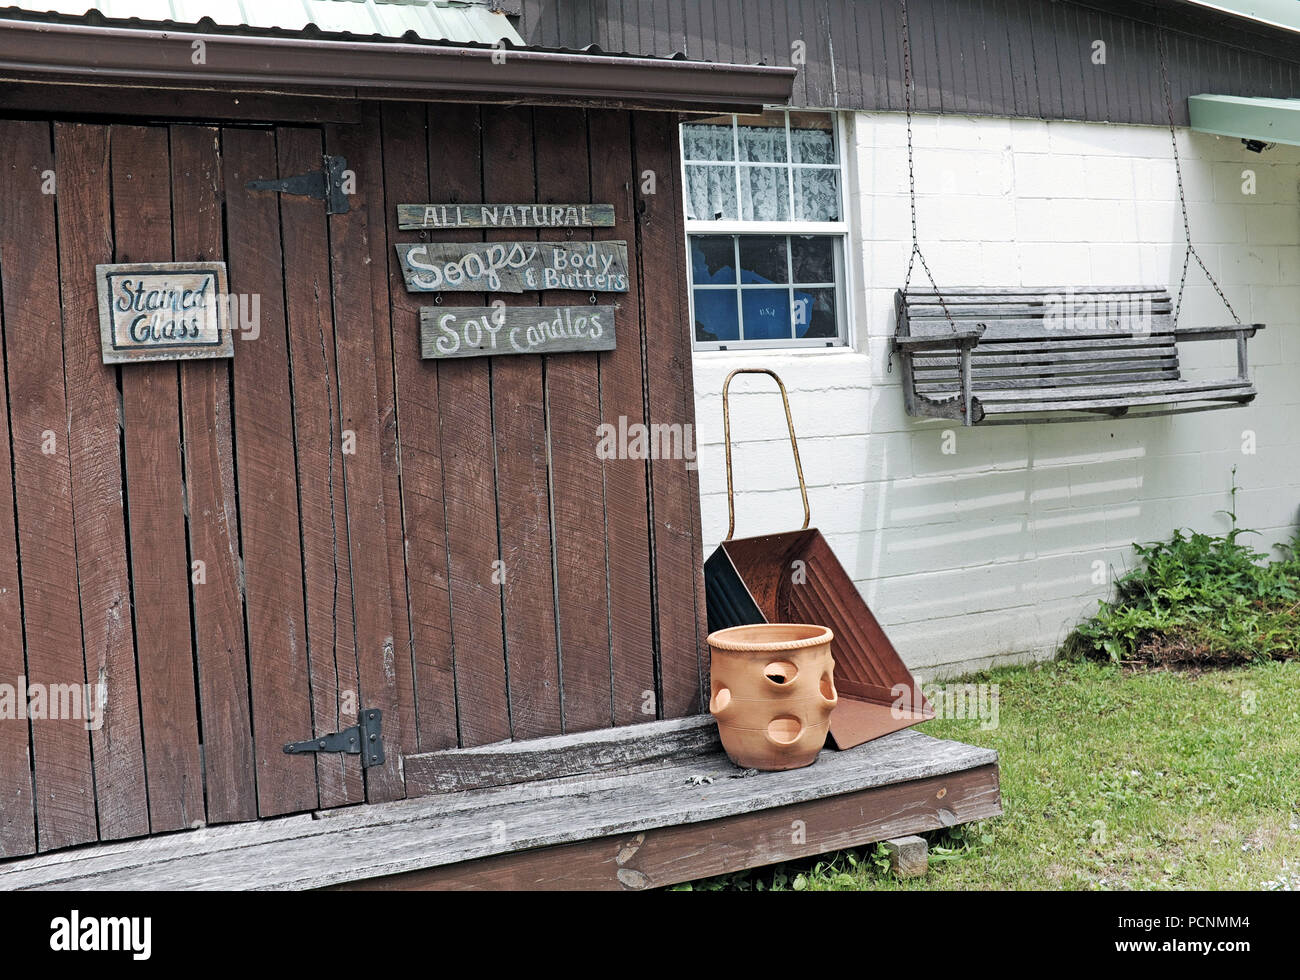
<box><xmin>395</xmin><ymin>241</ymin><xmax>629</xmax><ymax>294</ymax></box>
<box><xmin>96</xmin><ymin>262</ymin><xmax>233</xmax><ymax>365</ymax></box>
<box><xmin>420</xmin><ymin>306</ymin><xmax>616</xmax><ymax>360</ymax></box>
<box><xmin>398</xmin><ymin>203</ymin><xmax>615</xmax><ymax>230</ymax></box>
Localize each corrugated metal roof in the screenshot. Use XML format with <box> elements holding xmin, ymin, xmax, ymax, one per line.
<box><xmin>0</xmin><ymin>0</ymin><xmax>523</xmax><ymax>45</ymax></box>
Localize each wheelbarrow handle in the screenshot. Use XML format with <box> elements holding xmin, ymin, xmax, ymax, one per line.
<box><xmin>721</xmin><ymin>368</ymin><xmax>810</xmax><ymax>541</ymax></box>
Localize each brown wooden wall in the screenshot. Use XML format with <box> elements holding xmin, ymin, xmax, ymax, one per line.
<box><xmin>0</xmin><ymin>98</ymin><xmax>706</xmax><ymax>858</ymax></box>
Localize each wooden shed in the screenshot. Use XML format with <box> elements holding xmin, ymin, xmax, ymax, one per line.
<box><xmin>0</xmin><ymin>2</ymin><xmax>999</xmax><ymax>890</ymax></box>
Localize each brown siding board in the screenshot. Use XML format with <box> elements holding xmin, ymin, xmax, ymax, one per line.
<box><xmin>379</xmin><ymin>102</ymin><xmax>459</xmax><ymax>754</ymax></box>
<box><xmin>357</xmin><ymin>111</ymin><xmax>422</xmax><ymax>773</ymax></box>
<box><xmin>588</xmin><ymin>109</ymin><xmax>656</xmax><ymax>728</ymax></box>
<box><xmin>276</xmin><ymin>125</ymin><xmax>365</xmax><ymax>809</ymax></box>
<box><xmin>425</xmin><ymin>103</ymin><xmax>511</xmax><ymax>749</ymax></box>
<box><xmin>534</xmin><ymin>106</ymin><xmax>614</xmax><ymax>734</ymax></box>
<box><xmin>170</xmin><ymin>125</ymin><xmax>258</xmax><ymax>826</ymax></box>
<box><xmin>0</xmin><ymin>119</ymin><xmax>98</xmax><ymax>851</ymax></box>
<box><xmin>110</xmin><ymin>124</ymin><xmax>206</xmax><ymax>834</ymax></box>
<box><xmin>481</xmin><ymin>105</ymin><xmax>562</xmax><ymax>740</ymax></box>
<box><xmin>221</xmin><ymin>127</ymin><xmax>319</xmax><ymax>818</ymax></box>
<box><xmin>323</xmin><ymin>117</ymin><xmax>409</xmax><ymax>801</ymax></box>
<box><xmin>633</xmin><ymin>111</ymin><xmax>706</xmax><ymax>718</ymax></box>
<box><xmin>50</xmin><ymin>122</ymin><xmax>149</xmax><ymax>845</ymax></box>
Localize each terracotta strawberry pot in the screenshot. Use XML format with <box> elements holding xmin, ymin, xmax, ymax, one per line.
<box><xmin>707</xmin><ymin>623</ymin><xmax>838</xmax><ymax>771</ymax></box>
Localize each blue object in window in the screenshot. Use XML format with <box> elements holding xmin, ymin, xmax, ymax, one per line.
<box><xmin>694</xmin><ymin>289</ymin><xmax>740</xmax><ymax>342</ymax></box>
<box><xmin>741</xmin><ymin>288</ymin><xmax>792</xmax><ymax>340</ymax></box>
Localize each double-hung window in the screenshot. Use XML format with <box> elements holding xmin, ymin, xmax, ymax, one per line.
<box><xmin>682</xmin><ymin>110</ymin><xmax>849</xmax><ymax>350</ymax></box>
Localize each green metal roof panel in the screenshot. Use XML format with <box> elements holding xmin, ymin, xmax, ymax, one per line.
<box><xmin>1189</xmin><ymin>94</ymin><xmax>1300</xmax><ymax>148</ymax></box>
<box><xmin>1</xmin><ymin>0</ymin><xmax>523</xmax><ymax>44</ymax></box>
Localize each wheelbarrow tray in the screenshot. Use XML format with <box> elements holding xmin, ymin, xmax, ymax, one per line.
<box><xmin>706</xmin><ymin>528</ymin><xmax>933</xmax><ymax>750</ymax></box>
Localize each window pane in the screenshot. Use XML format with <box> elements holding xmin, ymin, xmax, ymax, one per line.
<box><xmin>737</xmin><ymin>115</ymin><xmax>787</xmax><ymax>163</ymax></box>
<box><xmin>682</xmin><ymin>119</ymin><xmax>734</xmax><ymax>161</ymax></box>
<box><xmin>794</xmin><ymin>168</ymin><xmax>841</xmax><ymax>222</ymax></box>
<box><xmin>791</xmin><ymin>236</ymin><xmax>834</xmax><ymax>283</ymax></box>
<box><xmin>686</xmin><ymin>164</ymin><xmax>738</xmax><ymax>221</ymax></box>
<box><xmin>691</xmin><ymin>236</ymin><xmax>738</xmax><ymax>284</ymax></box>
<box><xmin>794</xmin><ymin>287</ymin><xmax>838</xmax><ymax>339</ymax></box>
<box><xmin>694</xmin><ymin>289</ymin><xmax>740</xmax><ymax>343</ymax></box>
<box><xmin>789</xmin><ymin>112</ymin><xmax>836</xmax><ymax>164</ymax></box>
<box><xmin>740</xmin><ymin>166</ymin><xmax>789</xmax><ymax>221</ymax></box>
<box><xmin>738</xmin><ymin>236</ymin><xmax>788</xmax><ymax>285</ymax></box>
<box><xmin>741</xmin><ymin>288</ymin><xmax>793</xmax><ymax>341</ymax></box>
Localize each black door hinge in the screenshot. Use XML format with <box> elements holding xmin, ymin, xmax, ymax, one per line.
<box><xmin>284</xmin><ymin>708</ymin><xmax>384</xmax><ymax>768</ymax></box>
<box><xmin>247</xmin><ymin>154</ymin><xmax>350</xmax><ymax>214</ymax></box>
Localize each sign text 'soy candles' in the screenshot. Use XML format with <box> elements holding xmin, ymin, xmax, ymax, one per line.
<box><xmin>421</xmin><ymin>306</ymin><xmax>617</xmax><ymax>360</ymax></box>
<box><xmin>398</xmin><ymin>203</ymin><xmax>615</xmax><ymax>230</ymax></box>
<box><xmin>96</xmin><ymin>262</ymin><xmax>233</xmax><ymax>365</ymax></box>
<box><xmin>395</xmin><ymin>241</ymin><xmax>630</xmax><ymax>294</ymax></box>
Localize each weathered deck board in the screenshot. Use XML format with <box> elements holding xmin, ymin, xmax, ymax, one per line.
<box><xmin>405</xmin><ymin>715</ymin><xmax>720</xmax><ymax>794</ymax></box>
<box><xmin>346</xmin><ymin>766</ymin><xmax>1001</xmax><ymax>890</ymax></box>
<box><xmin>0</xmin><ymin>729</ymin><xmax>997</xmax><ymax>890</ymax></box>
<box><xmin>171</xmin><ymin>125</ymin><xmax>258</xmax><ymax>825</ymax></box>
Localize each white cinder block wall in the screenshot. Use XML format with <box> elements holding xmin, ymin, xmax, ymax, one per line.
<box><xmin>692</xmin><ymin>111</ymin><xmax>1300</xmax><ymax>679</ymax></box>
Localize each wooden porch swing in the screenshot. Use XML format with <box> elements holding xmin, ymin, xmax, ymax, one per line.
<box><xmin>890</xmin><ymin>6</ymin><xmax>1264</xmax><ymax>426</ymax></box>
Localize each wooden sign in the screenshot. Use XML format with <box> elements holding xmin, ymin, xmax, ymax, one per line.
<box><xmin>96</xmin><ymin>262</ymin><xmax>233</xmax><ymax>365</ymax></box>
<box><xmin>421</xmin><ymin>306</ymin><xmax>616</xmax><ymax>360</ymax></box>
<box><xmin>395</xmin><ymin>241</ymin><xmax>629</xmax><ymax>294</ymax></box>
<box><xmin>399</xmin><ymin>203</ymin><xmax>615</xmax><ymax>230</ymax></box>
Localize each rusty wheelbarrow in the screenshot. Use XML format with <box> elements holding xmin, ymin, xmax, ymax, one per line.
<box><xmin>704</xmin><ymin>368</ymin><xmax>933</xmax><ymax>750</ymax></box>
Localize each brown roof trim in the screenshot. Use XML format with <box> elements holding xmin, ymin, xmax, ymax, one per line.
<box><xmin>0</xmin><ymin>17</ymin><xmax>796</xmax><ymax>111</ymax></box>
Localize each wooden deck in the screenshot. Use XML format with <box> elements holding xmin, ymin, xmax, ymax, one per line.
<box><xmin>0</xmin><ymin>721</ymin><xmax>1000</xmax><ymax>890</ymax></box>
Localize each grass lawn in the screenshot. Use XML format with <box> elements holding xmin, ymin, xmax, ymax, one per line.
<box><xmin>679</xmin><ymin>658</ymin><xmax>1300</xmax><ymax>890</ymax></box>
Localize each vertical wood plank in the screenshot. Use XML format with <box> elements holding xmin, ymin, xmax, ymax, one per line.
<box><xmin>52</xmin><ymin>122</ymin><xmax>149</xmax><ymax>844</ymax></box>
<box><xmin>379</xmin><ymin>103</ymin><xmax>458</xmax><ymax>754</ymax></box>
<box><xmin>534</xmin><ymin>106</ymin><xmax>614</xmax><ymax>734</ymax></box>
<box><xmin>589</xmin><ymin>109</ymin><xmax>657</xmax><ymax>728</ymax></box>
<box><xmin>632</xmin><ymin>111</ymin><xmax>707</xmax><ymax>718</ymax></box>
<box><xmin>221</xmin><ymin>127</ymin><xmax>318</xmax><ymax>817</ymax></box>
<box><xmin>170</xmin><ymin>125</ymin><xmax>257</xmax><ymax>825</ymax></box>
<box><xmin>0</xmin><ymin>120</ymin><xmax>96</xmax><ymax>851</ymax></box>
<box><xmin>482</xmin><ymin>106</ymin><xmax>562</xmax><ymax>740</ymax></box>
<box><xmin>276</xmin><ymin>126</ymin><xmax>365</xmax><ymax>809</ymax></box>
<box><xmin>426</xmin><ymin>103</ymin><xmax>510</xmax><ymax>748</ymax></box>
<box><xmin>111</xmin><ymin>124</ymin><xmax>206</xmax><ymax>832</ymax></box>
<box><xmin>360</xmin><ymin>110</ymin><xmax>421</xmax><ymax>769</ymax></box>
<box><xmin>324</xmin><ymin>116</ymin><xmax>409</xmax><ymax>802</ymax></box>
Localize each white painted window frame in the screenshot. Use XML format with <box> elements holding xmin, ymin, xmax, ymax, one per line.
<box><xmin>680</xmin><ymin>109</ymin><xmax>854</xmax><ymax>352</ymax></box>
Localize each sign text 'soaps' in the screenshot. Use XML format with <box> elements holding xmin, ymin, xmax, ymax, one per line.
<box><xmin>95</xmin><ymin>262</ymin><xmax>233</xmax><ymax>365</ymax></box>
<box><xmin>396</xmin><ymin>241</ymin><xmax>629</xmax><ymax>294</ymax></box>
<box><xmin>421</xmin><ymin>306</ymin><xmax>616</xmax><ymax>360</ymax></box>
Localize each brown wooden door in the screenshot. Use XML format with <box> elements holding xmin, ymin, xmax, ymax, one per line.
<box><xmin>0</xmin><ymin>105</ymin><xmax>708</xmax><ymax>860</ymax></box>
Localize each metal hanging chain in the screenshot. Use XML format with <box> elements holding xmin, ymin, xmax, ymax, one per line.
<box><xmin>894</xmin><ymin>0</ymin><xmax>958</xmax><ymax>373</ymax></box>
<box><xmin>1157</xmin><ymin>21</ymin><xmax>1241</xmax><ymax>328</ymax></box>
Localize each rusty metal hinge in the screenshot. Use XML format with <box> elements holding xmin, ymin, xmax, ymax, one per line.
<box><xmin>246</xmin><ymin>154</ymin><xmax>350</xmax><ymax>214</ymax></box>
<box><xmin>284</xmin><ymin>708</ymin><xmax>384</xmax><ymax>768</ymax></box>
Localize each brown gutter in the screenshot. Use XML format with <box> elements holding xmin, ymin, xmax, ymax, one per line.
<box><xmin>0</xmin><ymin>18</ymin><xmax>796</xmax><ymax>111</ymax></box>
